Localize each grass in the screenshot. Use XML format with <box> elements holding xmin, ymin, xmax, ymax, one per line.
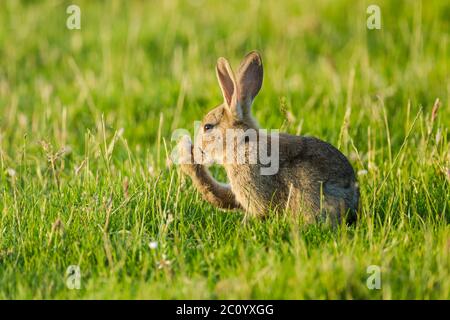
<box><xmin>0</xmin><ymin>0</ymin><xmax>449</xmax><ymax>299</ymax></box>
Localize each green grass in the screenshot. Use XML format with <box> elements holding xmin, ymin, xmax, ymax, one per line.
<box><xmin>0</xmin><ymin>0</ymin><xmax>449</xmax><ymax>299</ymax></box>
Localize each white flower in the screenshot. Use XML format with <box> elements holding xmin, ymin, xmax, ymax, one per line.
<box><xmin>149</xmin><ymin>241</ymin><xmax>158</xmax><ymax>250</ymax></box>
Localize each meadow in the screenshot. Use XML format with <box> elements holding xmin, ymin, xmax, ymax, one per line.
<box><xmin>0</xmin><ymin>0</ymin><xmax>449</xmax><ymax>299</ymax></box>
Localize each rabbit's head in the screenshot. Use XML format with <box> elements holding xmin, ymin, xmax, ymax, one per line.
<box><xmin>194</xmin><ymin>51</ymin><xmax>264</xmax><ymax>165</ymax></box>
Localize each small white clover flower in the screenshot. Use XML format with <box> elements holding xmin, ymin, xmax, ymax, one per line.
<box><xmin>149</xmin><ymin>241</ymin><xmax>158</xmax><ymax>250</ymax></box>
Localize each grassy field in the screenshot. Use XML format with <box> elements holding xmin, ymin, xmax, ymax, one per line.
<box><xmin>0</xmin><ymin>0</ymin><xmax>449</xmax><ymax>299</ymax></box>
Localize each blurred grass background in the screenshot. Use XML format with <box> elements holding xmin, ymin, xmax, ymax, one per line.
<box><xmin>0</xmin><ymin>0</ymin><xmax>449</xmax><ymax>299</ymax></box>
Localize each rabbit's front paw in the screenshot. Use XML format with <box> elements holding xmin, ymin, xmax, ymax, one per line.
<box><xmin>175</xmin><ymin>135</ymin><xmax>197</xmax><ymax>175</ymax></box>
<box><xmin>177</xmin><ymin>135</ymin><xmax>193</xmax><ymax>163</ymax></box>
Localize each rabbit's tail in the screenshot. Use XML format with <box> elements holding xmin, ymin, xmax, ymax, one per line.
<box><xmin>346</xmin><ymin>182</ymin><xmax>360</xmax><ymax>224</ymax></box>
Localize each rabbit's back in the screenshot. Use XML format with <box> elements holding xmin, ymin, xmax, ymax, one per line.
<box><xmin>279</xmin><ymin>134</ymin><xmax>355</xmax><ymax>185</ymax></box>
<box><xmin>277</xmin><ymin>134</ymin><xmax>359</xmax><ymax>221</ymax></box>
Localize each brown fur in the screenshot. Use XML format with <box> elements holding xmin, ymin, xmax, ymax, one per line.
<box><xmin>178</xmin><ymin>51</ymin><xmax>359</xmax><ymax>224</ymax></box>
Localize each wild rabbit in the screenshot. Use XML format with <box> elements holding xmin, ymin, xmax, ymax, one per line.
<box><xmin>176</xmin><ymin>51</ymin><xmax>359</xmax><ymax>224</ymax></box>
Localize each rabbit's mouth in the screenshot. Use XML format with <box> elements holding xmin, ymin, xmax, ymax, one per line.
<box><xmin>195</xmin><ymin>146</ymin><xmax>215</xmax><ymax>166</ymax></box>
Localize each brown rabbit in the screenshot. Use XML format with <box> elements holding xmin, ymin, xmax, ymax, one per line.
<box><xmin>177</xmin><ymin>51</ymin><xmax>359</xmax><ymax>224</ymax></box>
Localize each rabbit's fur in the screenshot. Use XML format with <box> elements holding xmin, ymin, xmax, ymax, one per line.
<box><xmin>178</xmin><ymin>51</ymin><xmax>359</xmax><ymax>224</ymax></box>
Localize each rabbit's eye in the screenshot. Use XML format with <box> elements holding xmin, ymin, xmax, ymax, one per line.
<box><xmin>204</xmin><ymin>124</ymin><xmax>214</xmax><ymax>131</ymax></box>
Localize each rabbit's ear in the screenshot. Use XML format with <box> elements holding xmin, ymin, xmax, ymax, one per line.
<box><xmin>216</xmin><ymin>57</ymin><xmax>241</xmax><ymax>118</ymax></box>
<box><xmin>237</xmin><ymin>51</ymin><xmax>263</xmax><ymax>110</ymax></box>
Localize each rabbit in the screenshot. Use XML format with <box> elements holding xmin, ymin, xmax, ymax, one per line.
<box><xmin>176</xmin><ymin>51</ymin><xmax>359</xmax><ymax>224</ymax></box>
